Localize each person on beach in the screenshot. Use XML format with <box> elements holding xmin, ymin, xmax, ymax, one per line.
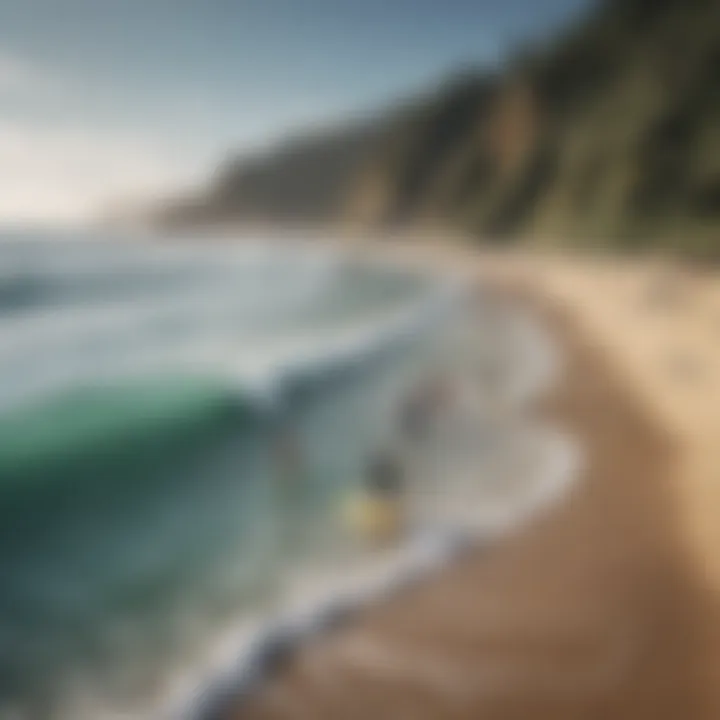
<box><xmin>367</xmin><ymin>451</ymin><xmax>404</xmax><ymax>498</ymax></box>
<box><xmin>399</xmin><ymin>374</ymin><xmax>454</xmax><ymax>443</ymax></box>
<box><xmin>346</xmin><ymin>450</ymin><xmax>406</xmax><ymax>547</ymax></box>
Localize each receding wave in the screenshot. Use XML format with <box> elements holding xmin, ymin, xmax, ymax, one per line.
<box><xmin>0</xmin><ymin>235</ymin><xmax>575</xmax><ymax>720</ymax></box>
<box><xmin>0</xmin><ymin>235</ymin><xmax>464</xmax><ymax>719</ymax></box>
<box><xmin>0</xmin><ymin>377</ymin><xmax>252</xmax><ymax>483</ymax></box>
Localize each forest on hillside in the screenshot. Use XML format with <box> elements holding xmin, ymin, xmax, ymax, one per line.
<box><xmin>160</xmin><ymin>0</ymin><xmax>720</xmax><ymax>255</ymax></box>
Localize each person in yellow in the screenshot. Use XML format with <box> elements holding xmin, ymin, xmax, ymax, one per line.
<box><xmin>346</xmin><ymin>451</ymin><xmax>405</xmax><ymax>547</ymax></box>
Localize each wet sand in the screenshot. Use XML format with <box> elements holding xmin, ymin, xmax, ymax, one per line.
<box><xmin>227</xmin><ymin>248</ymin><xmax>720</xmax><ymax>719</ymax></box>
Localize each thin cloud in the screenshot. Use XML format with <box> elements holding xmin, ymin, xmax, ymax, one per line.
<box><xmin>0</xmin><ymin>118</ymin><xmax>195</xmax><ymax>223</ymax></box>
<box><xmin>0</xmin><ymin>50</ymin><xmax>60</xmax><ymax>97</ymax></box>
<box><xmin>0</xmin><ymin>49</ymin><xmax>198</xmax><ymax>223</ymax></box>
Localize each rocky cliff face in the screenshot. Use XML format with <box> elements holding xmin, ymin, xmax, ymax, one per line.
<box><xmin>351</xmin><ymin>0</ymin><xmax>720</xmax><ymax>251</ymax></box>
<box><xmin>162</xmin><ymin>0</ymin><xmax>720</xmax><ymax>253</ymax></box>
<box><xmin>160</xmin><ymin>123</ymin><xmax>382</xmax><ymax>227</ymax></box>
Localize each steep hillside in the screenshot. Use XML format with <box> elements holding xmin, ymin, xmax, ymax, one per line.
<box><xmin>354</xmin><ymin>0</ymin><xmax>720</xmax><ymax>251</ymax></box>
<box><xmin>160</xmin><ymin>122</ymin><xmax>383</xmax><ymax>226</ymax></box>
<box><xmin>161</xmin><ymin>0</ymin><xmax>720</xmax><ymax>253</ymax></box>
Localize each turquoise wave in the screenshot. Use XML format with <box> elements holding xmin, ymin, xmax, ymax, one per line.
<box><xmin>0</xmin><ymin>377</ymin><xmax>254</xmax><ymax>483</ymax></box>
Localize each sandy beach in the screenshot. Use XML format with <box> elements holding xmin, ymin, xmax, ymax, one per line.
<box><xmin>219</xmin><ymin>244</ymin><xmax>720</xmax><ymax>719</ymax></box>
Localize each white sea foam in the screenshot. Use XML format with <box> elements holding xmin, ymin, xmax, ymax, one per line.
<box><xmin>0</xmin><ymin>236</ymin><xmax>579</xmax><ymax>720</ymax></box>
<box><xmin>0</xmin><ymin>240</ymin><xmax>454</xmax><ymax>415</ymax></box>
<box><xmin>161</xmin><ymin>287</ymin><xmax>582</xmax><ymax>720</ymax></box>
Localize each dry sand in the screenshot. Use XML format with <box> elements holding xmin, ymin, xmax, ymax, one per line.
<box><xmin>230</xmin><ymin>245</ymin><xmax>720</xmax><ymax>719</ymax></box>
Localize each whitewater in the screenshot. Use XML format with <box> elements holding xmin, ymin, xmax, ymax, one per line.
<box><xmin>0</xmin><ymin>232</ymin><xmax>578</xmax><ymax>720</ymax></box>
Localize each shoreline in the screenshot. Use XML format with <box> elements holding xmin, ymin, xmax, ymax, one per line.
<box><xmin>223</xmin><ymin>243</ymin><xmax>720</xmax><ymax>719</ymax></box>
<box><xmin>176</xmin><ymin>266</ymin><xmax>576</xmax><ymax>720</ymax></box>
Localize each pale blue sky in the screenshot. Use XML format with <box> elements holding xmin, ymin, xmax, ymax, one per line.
<box><xmin>0</xmin><ymin>0</ymin><xmax>594</xmax><ymax>222</ymax></box>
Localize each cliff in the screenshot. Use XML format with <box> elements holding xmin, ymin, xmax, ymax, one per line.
<box><xmin>160</xmin><ymin>0</ymin><xmax>720</xmax><ymax>253</ymax></box>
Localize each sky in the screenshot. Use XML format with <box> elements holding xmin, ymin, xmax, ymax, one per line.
<box><xmin>0</xmin><ymin>0</ymin><xmax>594</xmax><ymax>224</ymax></box>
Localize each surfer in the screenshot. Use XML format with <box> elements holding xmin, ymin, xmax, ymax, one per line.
<box><xmin>367</xmin><ymin>451</ymin><xmax>404</xmax><ymax>497</ymax></box>
<box><xmin>399</xmin><ymin>373</ymin><xmax>453</xmax><ymax>443</ymax></box>
<box><xmin>346</xmin><ymin>450</ymin><xmax>406</xmax><ymax>547</ymax></box>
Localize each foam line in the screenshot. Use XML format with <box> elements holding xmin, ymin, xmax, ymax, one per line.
<box><xmin>171</xmin><ymin>307</ymin><xmax>582</xmax><ymax>720</ymax></box>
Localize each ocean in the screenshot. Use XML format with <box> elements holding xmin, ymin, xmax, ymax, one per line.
<box><xmin>0</xmin><ymin>232</ymin><xmax>572</xmax><ymax>719</ymax></box>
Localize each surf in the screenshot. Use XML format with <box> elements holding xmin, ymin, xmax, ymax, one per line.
<box><xmin>0</xmin><ymin>234</ymin><xmax>462</xmax><ymax>719</ymax></box>
<box><xmin>0</xmin><ymin>233</ymin><xmax>577</xmax><ymax>720</ymax></box>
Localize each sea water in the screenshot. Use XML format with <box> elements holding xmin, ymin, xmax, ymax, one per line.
<box><xmin>0</xmin><ymin>231</ymin><xmax>572</xmax><ymax>720</ymax></box>
<box><xmin>0</xmin><ymin>231</ymin><xmax>471</xmax><ymax>718</ymax></box>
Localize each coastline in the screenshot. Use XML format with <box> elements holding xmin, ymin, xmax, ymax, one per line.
<box><xmin>218</xmin><ymin>242</ymin><xmax>720</xmax><ymax>719</ymax></box>
<box><xmin>175</xmin><ymin>251</ymin><xmax>575</xmax><ymax>720</ymax></box>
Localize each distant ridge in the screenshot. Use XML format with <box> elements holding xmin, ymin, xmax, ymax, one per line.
<box><xmin>160</xmin><ymin>122</ymin><xmax>383</xmax><ymax>227</ymax></box>
<box><xmin>159</xmin><ymin>0</ymin><xmax>720</xmax><ymax>254</ymax></box>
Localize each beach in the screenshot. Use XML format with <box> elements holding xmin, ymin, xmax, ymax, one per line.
<box><xmin>0</xmin><ymin>235</ymin><xmax>492</xmax><ymax>718</ymax></box>
<box><xmin>230</xmin><ymin>244</ymin><xmax>720</xmax><ymax>719</ymax></box>
<box><xmin>4</xmin><ymin>236</ymin><xmax>720</xmax><ymax>718</ymax></box>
